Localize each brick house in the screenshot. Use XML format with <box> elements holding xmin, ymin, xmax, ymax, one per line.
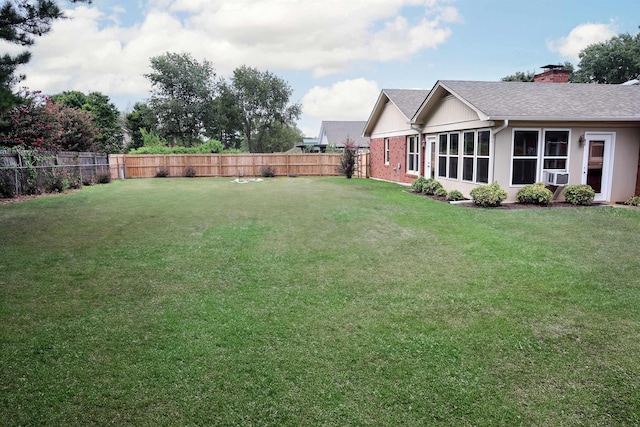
<box><xmin>362</xmin><ymin>89</ymin><xmax>430</xmax><ymax>184</ymax></box>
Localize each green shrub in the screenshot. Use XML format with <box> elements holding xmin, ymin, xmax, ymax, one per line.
<box><xmin>435</xmin><ymin>187</ymin><xmax>448</xmax><ymax>197</ymax></box>
<box><xmin>446</xmin><ymin>189</ymin><xmax>464</xmax><ymax>201</ymax></box>
<box><xmin>516</xmin><ymin>182</ymin><xmax>553</xmax><ymax>205</ymax></box>
<box><xmin>422</xmin><ymin>178</ymin><xmax>444</xmax><ymax>195</ymax></box>
<box><xmin>196</xmin><ymin>139</ymin><xmax>224</xmax><ymax>154</ymax></box>
<box><xmin>624</xmin><ymin>195</ymin><xmax>640</xmax><ymax>206</ymax></box>
<box><xmin>183</xmin><ymin>166</ymin><xmax>196</xmax><ymax>178</ymax></box>
<box><xmin>411</xmin><ymin>177</ymin><xmax>428</xmax><ymax>193</ymax></box>
<box><xmin>470</xmin><ymin>182</ymin><xmax>507</xmax><ymax>207</ymax></box>
<box><xmin>155</xmin><ymin>167</ymin><xmax>170</xmax><ymax>178</ymax></box>
<box><xmin>564</xmin><ymin>184</ymin><xmax>595</xmax><ymax>205</ymax></box>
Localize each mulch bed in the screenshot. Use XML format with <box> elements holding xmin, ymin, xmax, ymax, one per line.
<box><xmin>413</xmin><ymin>192</ymin><xmax>608</xmax><ymax>209</ymax></box>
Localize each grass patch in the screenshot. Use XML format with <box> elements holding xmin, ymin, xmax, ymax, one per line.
<box><xmin>1</xmin><ymin>177</ymin><xmax>640</xmax><ymax>425</ymax></box>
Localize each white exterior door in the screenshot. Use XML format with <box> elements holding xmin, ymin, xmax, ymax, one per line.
<box><xmin>581</xmin><ymin>132</ymin><xmax>614</xmax><ymax>202</ymax></box>
<box><xmin>425</xmin><ymin>136</ymin><xmax>435</xmax><ymax>178</ymax></box>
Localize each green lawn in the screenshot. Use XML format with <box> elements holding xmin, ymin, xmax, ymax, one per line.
<box><xmin>1</xmin><ymin>177</ymin><xmax>639</xmax><ymax>426</ymax></box>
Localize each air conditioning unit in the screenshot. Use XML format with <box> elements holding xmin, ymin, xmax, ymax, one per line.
<box><xmin>544</xmin><ymin>171</ymin><xmax>569</xmax><ymax>186</ymax></box>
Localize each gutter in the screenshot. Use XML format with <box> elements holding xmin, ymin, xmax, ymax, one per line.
<box><xmin>492</xmin><ymin>119</ymin><xmax>509</xmax><ymax>135</ymax></box>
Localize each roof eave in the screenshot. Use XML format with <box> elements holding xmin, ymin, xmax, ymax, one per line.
<box><xmin>487</xmin><ymin>116</ymin><xmax>640</xmax><ymax>122</ymax></box>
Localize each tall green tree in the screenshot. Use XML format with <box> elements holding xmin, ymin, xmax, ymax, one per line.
<box><xmin>124</xmin><ymin>102</ymin><xmax>158</xmax><ymax>152</ymax></box>
<box><xmin>0</xmin><ymin>0</ymin><xmax>90</xmax><ymax>112</ymax></box>
<box><xmin>51</xmin><ymin>90</ymin><xmax>123</xmax><ymax>153</ymax></box>
<box><xmin>573</xmin><ymin>30</ymin><xmax>640</xmax><ymax>83</ymax></box>
<box><xmin>221</xmin><ymin>65</ymin><xmax>301</xmax><ymax>153</ymax></box>
<box><xmin>144</xmin><ymin>52</ymin><xmax>216</xmax><ymax>146</ymax></box>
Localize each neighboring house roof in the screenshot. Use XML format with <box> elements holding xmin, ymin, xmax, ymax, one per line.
<box><xmin>414</xmin><ymin>80</ymin><xmax>640</xmax><ymax>123</ymax></box>
<box><xmin>363</xmin><ymin>89</ymin><xmax>431</xmax><ymax>136</ymax></box>
<box><xmin>318</xmin><ymin>121</ymin><xmax>370</xmax><ymax>148</ymax></box>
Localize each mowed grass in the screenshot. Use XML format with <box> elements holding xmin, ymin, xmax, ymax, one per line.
<box><xmin>1</xmin><ymin>177</ymin><xmax>639</xmax><ymax>426</ymax></box>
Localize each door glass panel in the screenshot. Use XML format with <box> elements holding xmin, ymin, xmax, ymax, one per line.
<box><xmin>587</xmin><ymin>140</ymin><xmax>604</xmax><ymax>193</ymax></box>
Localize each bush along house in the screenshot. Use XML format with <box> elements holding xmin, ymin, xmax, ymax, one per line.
<box><xmin>364</xmin><ymin>69</ymin><xmax>640</xmax><ymax>203</ymax></box>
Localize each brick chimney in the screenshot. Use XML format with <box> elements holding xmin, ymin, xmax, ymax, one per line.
<box><xmin>534</xmin><ymin>64</ymin><xmax>570</xmax><ymax>83</ymax></box>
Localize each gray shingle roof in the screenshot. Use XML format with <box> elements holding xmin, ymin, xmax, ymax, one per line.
<box><xmin>320</xmin><ymin>121</ymin><xmax>370</xmax><ymax>147</ymax></box>
<box><xmin>438</xmin><ymin>80</ymin><xmax>640</xmax><ymax>121</ymax></box>
<box><xmin>384</xmin><ymin>89</ymin><xmax>431</xmax><ymax>119</ymax></box>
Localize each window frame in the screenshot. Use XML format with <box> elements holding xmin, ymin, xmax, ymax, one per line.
<box><xmin>437</xmin><ymin>129</ymin><xmax>492</xmax><ymax>184</ymax></box>
<box><xmin>542</xmin><ymin>129</ymin><xmax>570</xmax><ymax>172</ymax></box>
<box><xmin>384</xmin><ymin>137</ymin><xmax>390</xmax><ymax>165</ymax></box>
<box><xmin>406</xmin><ymin>135</ymin><xmax>420</xmax><ymax>175</ymax></box>
<box><xmin>510</xmin><ymin>128</ymin><xmax>541</xmax><ymax>186</ymax></box>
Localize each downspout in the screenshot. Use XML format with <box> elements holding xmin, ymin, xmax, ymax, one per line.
<box><xmin>490</xmin><ymin>119</ymin><xmax>509</xmax><ymax>184</ymax></box>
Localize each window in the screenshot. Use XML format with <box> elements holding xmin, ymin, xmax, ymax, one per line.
<box><xmin>407</xmin><ymin>135</ymin><xmax>420</xmax><ymax>175</ymax></box>
<box><xmin>448</xmin><ymin>133</ymin><xmax>459</xmax><ymax>179</ymax></box>
<box><xmin>438</xmin><ymin>134</ymin><xmax>447</xmax><ymax>178</ymax></box>
<box><xmin>384</xmin><ymin>138</ymin><xmax>390</xmax><ymax>165</ymax></box>
<box><xmin>511</xmin><ymin>130</ymin><xmax>539</xmax><ymax>185</ymax></box>
<box><xmin>461</xmin><ymin>130</ymin><xmax>491</xmax><ymax>183</ymax></box>
<box><xmin>462</xmin><ymin>131</ymin><xmax>475</xmax><ymax>181</ymax></box>
<box><xmin>543</xmin><ymin>130</ymin><xmax>569</xmax><ymax>170</ymax></box>
<box><xmin>476</xmin><ymin>130</ymin><xmax>490</xmax><ymax>184</ymax></box>
<box><xmin>437</xmin><ymin>133</ymin><xmax>460</xmax><ymax>179</ymax></box>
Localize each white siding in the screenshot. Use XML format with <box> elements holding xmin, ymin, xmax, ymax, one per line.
<box><xmin>370</xmin><ymin>101</ymin><xmax>413</xmax><ymax>137</ymax></box>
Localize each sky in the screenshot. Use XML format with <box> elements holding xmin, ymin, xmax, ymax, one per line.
<box><xmin>3</xmin><ymin>0</ymin><xmax>640</xmax><ymax>137</ymax></box>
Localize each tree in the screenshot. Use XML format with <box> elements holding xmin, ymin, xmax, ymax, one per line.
<box><xmin>258</xmin><ymin>122</ymin><xmax>304</xmax><ymax>153</ymax></box>
<box><xmin>501</xmin><ymin>71</ymin><xmax>535</xmax><ymax>82</ymax></box>
<box><xmin>0</xmin><ymin>88</ymin><xmax>97</xmax><ymax>152</ymax></box>
<box><xmin>573</xmin><ymin>31</ymin><xmax>640</xmax><ymax>83</ymax></box>
<box><xmin>221</xmin><ymin>65</ymin><xmax>301</xmax><ymax>153</ymax></box>
<box><xmin>124</xmin><ymin>102</ymin><xmax>158</xmax><ymax>151</ymax></box>
<box><xmin>206</xmin><ymin>84</ymin><xmax>243</xmax><ymax>150</ymax></box>
<box><xmin>50</xmin><ymin>90</ymin><xmax>123</xmax><ymax>153</ymax></box>
<box><xmin>144</xmin><ymin>52</ymin><xmax>216</xmax><ymax>146</ymax></box>
<box><xmin>0</xmin><ymin>0</ymin><xmax>91</xmax><ymax>112</ymax></box>
<box><xmin>337</xmin><ymin>138</ymin><xmax>358</xmax><ymax>179</ymax></box>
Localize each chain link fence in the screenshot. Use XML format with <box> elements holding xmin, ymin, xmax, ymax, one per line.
<box><xmin>0</xmin><ymin>150</ymin><xmax>110</xmax><ymax>198</ymax></box>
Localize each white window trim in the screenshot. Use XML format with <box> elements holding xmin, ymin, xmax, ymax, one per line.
<box><xmin>406</xmin><ymin>135</ymin><xmax>420</xmax><ymax>175</ymax></box>
<box><xmin>542</xmin><ymin>128</ymin><xmax>571</xmax><ymax>173</ymax></box>
<box><xmin>384</xmin><ymin>138</ymin><xmax>390</xmax><ymax>165</ymax></box>
<box><xmin>437</xmin><ymin>134</ymin><xmax>448</xmax><ymax>178</ymax></box>
<box><xmin>461</xmin><ymin>130</ymin><xmax>475</xmax><ymax>183</ymax></box>
<box><xmin>477</xmin><ymin>129</ymin><xmax>492</xmax><ymax>184</ymax></box>
<box><xmin>510</xmin><ymin>128</ymin><xmax>542</xmax><ymax>187</ymax></box>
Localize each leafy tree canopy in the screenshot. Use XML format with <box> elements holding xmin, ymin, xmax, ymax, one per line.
<box><xmin>51</xmin><ymin>90</ymin><xmax>123</xmax><ymax>153</ymax></box>
<box><xmin>573</xmin><ymin>30</ymin><xmax>640</xmax><ymax>83</ymax></box>
<box><xmin>220</xmin><ymin>65</ymin><xmax>301</xmax><ymax>153</ymax></box>
<box><xmin>501</xmin><ymin>71</ymin><xmax>535</xmax><ymax>82</ymax></box>
<box><xmin>0</xmin><ymin>88</ymin><xmax>97</xmax><ymax>152</ymax></box>
<box><xmin>124</xmin><ymin>102</ymin><xmax>158</xmax><ymax>152</ymax></box>
<box><xmin>144</xmin><ymin>52</ymin><xmax>216</xmax><ymax>146</ymax></box>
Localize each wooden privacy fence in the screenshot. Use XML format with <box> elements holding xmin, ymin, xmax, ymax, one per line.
<box><xmin>0</xmin><ymin>151</ymin><xmax>109</xmax><ymax>197</ymax></box>
<box><xmin>109</xmin><ymin>153</ymin><xmax>370</xmax><ymax>180</ymax></box>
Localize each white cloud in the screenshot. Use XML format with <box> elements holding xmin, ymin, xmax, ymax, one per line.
<box><xmin>302</xmin><ymin>78</ymin><xmax>380</xmax><ymax>122</ymax></box>
<box><xmin>548</xmin><ymin>22</ymin><xmax>617</xmax><ymax>60</ymax></box>
<box><xmin>16</xmin><ymin>0</ymin><xmax>456</xmax><ymax>100</ymax></box>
